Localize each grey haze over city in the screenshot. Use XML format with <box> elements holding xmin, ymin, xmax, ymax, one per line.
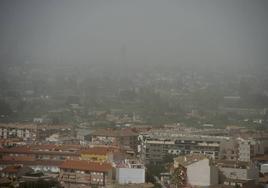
<box><xmin>1</xmin><ymin>0</ymin><xmax>268</xmax><ymax>68</ymax></box>
<box><xmin>1</xmin><ymin>1</ymin><xmax>268</xmax><ymax>188</ymax></box>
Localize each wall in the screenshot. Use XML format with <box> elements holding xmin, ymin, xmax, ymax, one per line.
<box><xmin>219</xmin><ymin>165</ymin><xmax>258</xmax><ymax>181</ymax></box>
<box><xmin>210</xmin><ymin>164</ymin><xmax>219</xmax><ymax>185</ymax></box>
<box><xmin>116</xmin><ymin>167</ymin><xmax>145</xmax><ymax>184</ymax></box>
<box><xmin>261</xmin><ymin>164</ymin><xmax>268</xmax><ymax>174</ymax></box>
<box><xmin>80</xmin><ymin>154</ymin><xmax>107</xmax><ymax>162</ymax></box>
<box><xmin>187</xmin><ymin>159</ymin><xmax>218</xmax><ymax>186</ymax></box>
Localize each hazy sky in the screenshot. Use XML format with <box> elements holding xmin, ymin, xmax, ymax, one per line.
<box><xmin>0</xmin><ymin>0</ymin><xmax>267</xmax><ymax>67</ymax></box>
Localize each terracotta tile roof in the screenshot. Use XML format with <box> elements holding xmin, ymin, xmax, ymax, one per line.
<box><xmin>31</xmin><ymin>144</ymin><xmax>57</xmax><ymax>150</ymax></box>
<box><xmin>60</xmin><ymin>160</ymin><xmax>112</xmax><ymax>172</ymax></box>
<box><xmin>0</xmin><ymin>159</ymin><xmax>62</xmax><ymax>166</ymax></box>
<box><xmin>80</xmin><ymin>147</ymin><xmax>115</xmax><ymax>155</ymax></box>
<box><xmin>0</xmin><ymin>144</ymin><xmax>81</xmax><ymax>156</ymax></box>
<box><xmin>58</xmin><ymin>144</ymin><xmax>81</xmax><ymax>151</ymax></box>
<box><xmin>1</xmin><ymin>165</ymin><xmax>22</xmax><ymax>173</ymax></box>
<box><xmin>2</xmin><ymin>155</ymin><xmax>35</xmax><ymax>162</ymax></box>
<box><xmin>0</xmin><ymin>146</ymin><xmax>31</xmax><ymax>153</ymax></box>
<box><xmin>30</xmin><ymin>144</ymin><xmax>81</xmax><ymax>151</ymax></box>
<box><xmin>254</xmin><ymin>154</ymin><xmax>268</xmax><ymax>161</ymax></box>
<box><xmin>32</xmin><ymin>144</ymin><xmax>67</xmax><ymax>151</ymax></box>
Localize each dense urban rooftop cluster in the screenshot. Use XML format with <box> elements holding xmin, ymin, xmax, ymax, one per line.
<box><xmin>0</xmin><ymin>122</ymin><xmax>267</xmax><ymax>187</ymax></box>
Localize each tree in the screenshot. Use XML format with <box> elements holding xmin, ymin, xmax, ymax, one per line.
<box><xmin>146</xmin><ymin>164</ymin><xmax>165</xmax><ymax>183</ymax></box>
<box><xmin>171</xmin><ymin>166</ymin><xmax>187</xmax><ymax>188</ymax></box>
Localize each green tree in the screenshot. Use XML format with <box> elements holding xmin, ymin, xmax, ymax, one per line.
<box><xmin>171</xmin><ymin>166</ymin><xmax>187</xmax><ymax>188</ymax></box>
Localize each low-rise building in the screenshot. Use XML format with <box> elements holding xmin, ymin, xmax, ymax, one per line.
<box><xmin>59</xmin><ymin>160</ymin><xmax>112</xmax><ymax>187</ymax></box>
<box><xmin>0</xmin><ymin>124</ymin><xmax>36</xmax><ymax>141</ymax></box>
<box><xmin>217</xmin><ymin>160</ymin><xmax>259</xmax><ymax>187</ymax></box>
<box><xmin>1</xmin><ymin>165</ymin><xmax>34</xmax><ymax>178</ymax></box>
<box><xmin>88</xmin><ymin>128</ymin><xmax>138</xmax><ymax>151</ymax></box>
<box><xmin>219</xmin><ymin>139</ymin><xmax>239</xmax><ymax>161</ymax></box>
<box><xmin>0</xmin><ymin>155</ymin><xmax>62</xmax><ymax>173</ymax></box>
<box><xmin>0</xmin><ymin>138</ymin><xmax>25</xmax><ymax>147</ymax></box>
<box><xmin>173</xmin><ymin>154</ymin><xmax>219</xmax><ymax>187</ymax></box>
<box><xmin>238</xmin><ymin>137</ymin><xmax>266</xmax><ymax>162</ymax></box>
<box><xmin>115</xmin><ymin>159</ymin><xmax>145</xmax><ymax>184</ymax></box>
<box><xmin>0</xmin><ymin>144</ymin><xmax>128</xmax><ymax>175</ymax></box>
<box><xmin>0</xmin><ymin>144</ymin><xmax>81</xmax><ymax>173</ymax></box>
<box><xmin>80</xmin><ymin>146</ymin><xmax>118</xmax><ymax>162</ymax></box>
<box><xmin>254</xmin><ymin>154</ymin><xmax>268</xmax><ymax>174</ymax></box>
<box><xmin>0</xmin><ymin>123</ymin><xmax>75</xmax><ymax>142</ymax></box>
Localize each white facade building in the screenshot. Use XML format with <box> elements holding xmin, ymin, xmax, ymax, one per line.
<box><xmin>187</xmin><ymin>158</ymin><xmax>218</xmax><ymax>187</ymax></box>
<box><xmin>218</xmin><ymin>161</ymin><xmax>259</xmax><ymax>186</ymax></box>
<box><xmin>116</xmin><ymin>168</ymin><xmax>145</xmax><ymax>184</ymax></box>
<box><xmin>0</xmin><ymin>124</ymin><xmax>36</xmax><ymax>141</ymax></box>
<box><xmin>116</xmin><ymin>160</ymin><xmax>145</xmax><ymax>184</ymax></box>
<box><xmin>260</xmin><ymin>164</ymin><xmax>268</xmax><ymax>174</ymax></box>
<box><xmin>238</xmin><ymin>138</ymin><xmax>265</xmax><ymax>162</ymax></box>
<box><xmin>173</xmin><ymin>155</ymin><xmax>219</xmax><ymax>187</ymax></box>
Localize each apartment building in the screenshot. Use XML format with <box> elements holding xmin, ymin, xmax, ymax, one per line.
<box><xmin>217</xmin><ymin>160</ymin><xmax>259</xmax><ymax>187</ymax></box>
<box><xmin>1</xmin><ymin>165</ymin><xmax>34</xmax><ymax>178</ymax></box>
<box><xmin>80</xmin><ymin>146</ymin><xmax>120</xmax><ymax>162</ymax></box>
<box><xmin>59</xmin><ymin>160</ymin><xmax>112</xmax><ymax>188</ymax></box>
<box><xmin>88</xmin><ymin>128</ymin><xmax>138</xmax><ymax>151</ymax></box>
<box><xmin>238</xmin><ymin>138</ymin><xmax>266</xmax><ymax>162</ymax></box>
<box><xmin>139</xmin><ymin>131</ymin><xmax>229</xmax><ymax>164</ymax></box>
<box><xmin>0</xmin><ymin>144</ymin><xmax>125</xmax><ymax>174</ymax></box>
<box><xmin>0</xmin><ymin>144</ymin><xmax>81</xmax><ymax>173</ymax></box>
<box><xmin>0</xmin><ymin>124</ymin><xmax>36</xmax><ymax>141</ymax></box>
<box><xmin>219</xmin><ymin>139</ymin><xmax>239</xmax><ymax>161</ymax></box>
<box><xmin>0</xmin><ymin>123</ymin><xmax>75</xmax><ymax>142</ymax></box>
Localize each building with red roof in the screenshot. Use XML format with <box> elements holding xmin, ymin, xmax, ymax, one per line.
<box><xmin>59</xmin><ymin>160</ymin><xmax>113</xmax><ymax>187</ymax></box>
<box><xmin>1</xmin><ymin>165</ymin><xmax>34</xmax><ymax>178</ymax></box>
<box><xmin>88</xmin><ymin>128</ymin><xmax>138</xmax><ymax>152</ymax></box>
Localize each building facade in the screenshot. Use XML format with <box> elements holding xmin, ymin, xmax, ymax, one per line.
<box><xmin>217</xmin><ymin>160</ymin><xmax>259</xmax><ymax>187</ymax></box>
<box><xmin>59</xmin><ymin>160</ymin><xmax>112</xmax><ymax>188</ymax></box>
<box><xmin>0</xmin><ymin>123</ymin><xmax>75</xmax><ymax>142</ymax></box>
<box><xmin>115</xmin><ymin>159</ymin><xmax>145</xmax><ymax>184</ymax></box>
<box><xmin>139</xmin><ymin>131</ymin><xmax>229</xmax><ymax>164</ymax></box>
<box><xmin>173</xmin><ymin>155</ymin><xmax>218</xmax><ymax>187</ymax></box>
<box><xmin>238</xmin><ymin>138</ymin><xmax>265</xmax><ymax>162</ymax></box>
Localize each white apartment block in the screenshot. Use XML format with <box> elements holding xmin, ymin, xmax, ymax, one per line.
<box><xmin>115</xmin><ymin>159</ymin><xmax>145</xmax><ymax>184</ymax></box>
<box><xmin>238</xmin><ymin>138</ymin><xmax>265</xmax><ymax>162</ymax></box>
<box><xmin>139</xmin><ymin>132</ymin><xmax>229</xmax><ymax>164</ymax></box>
<box><xmin>0</xmin><ymin>124</ymin><xmax>36</xmax><ymax>141</ymax></box>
